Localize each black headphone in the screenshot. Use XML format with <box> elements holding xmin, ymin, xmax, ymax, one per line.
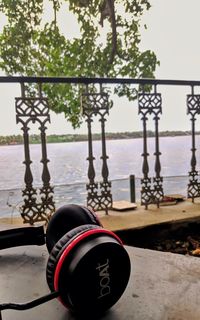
<box><xmin>0</xmin><ymin>204</ymin><xmax>131</xmax><ymax>316</ymax></box>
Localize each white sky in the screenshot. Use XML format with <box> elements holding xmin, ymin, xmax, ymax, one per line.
<box><xmin>0</xmin><ymin>0</ymin><xmax>200</xmax><ymax>135</ymax></box>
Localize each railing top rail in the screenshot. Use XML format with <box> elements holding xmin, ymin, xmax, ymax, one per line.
<box><xmin>0</xmin><ymin>76</ymin><xmax>200</xmax><ymax>86</ymax></box>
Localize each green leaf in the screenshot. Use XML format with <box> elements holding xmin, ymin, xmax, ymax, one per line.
<box><xmin>0</xmin><ymin>0</ymin><xmax>159</xmax><ymax>128</ymax></box>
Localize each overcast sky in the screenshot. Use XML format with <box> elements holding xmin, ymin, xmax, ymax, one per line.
<box><xmin>0</xmin><ymin>0</ymin><xmax>200</xmax><ymax>135</ymax></box>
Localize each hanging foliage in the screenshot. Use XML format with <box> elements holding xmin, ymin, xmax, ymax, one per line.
<box><xmin>0</xmin><ymin>0</ymin><xmax>158</xmax><ymax>127</ymax></box>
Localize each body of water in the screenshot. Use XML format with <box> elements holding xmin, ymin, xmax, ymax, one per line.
<box><xmin>0</xmin><ymin>135</ymin><xmax>198</xmax><ymax>218</ymax></box>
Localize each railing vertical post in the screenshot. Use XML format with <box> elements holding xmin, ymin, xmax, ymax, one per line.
<box><xmin>85</xmin><ymin>94</ymin><xmax>99</xmax><ymax>210</ymax></box>
<box><xmin>138</xmin><ymin>85</ymin><xmax>164</xmax><ymax>209</ymax></box>
<box><xmin>15</xmin><ymin>83</ymin><xmax>55</xmax><ymax>224</ymax></box>
<box><xmin>99</xmin><ymin>85</ymin><xmax>112</xmax><ymax>214</ymax></box>
<box><xmin>187</xmin><ymin>86</ymin><xmax>200</xmax><ymax>201</ymax></box>
<box><xmin>153</xmin><ymin>85</ymin><xmax>163</xmax><ymax>207</ymax></box>
<box><xmin>141</xmin><ymin>110</ymin><xmax>151</xmax><ymax>210</ymax></box>
<box><xmin>81</xmin><ymin>85</ymin><xmax>112</xmax><ymax>214</ymax></box>
<box><xmin>129</xmin><ymin>175</ymin><xmax>136</xmax><ymax>203</ymax></box>
<box><xmin>38</xmin><ymin>84</ymin><xmax>55</xmax><ymax>219</ymax></box>
<box><xmin>86</xmin><ymin>117</ymin><xmax>96</xmax><ymax>186</ymax></box>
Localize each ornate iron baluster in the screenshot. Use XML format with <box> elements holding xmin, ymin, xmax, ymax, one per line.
<box><xmin>152</xmin><ymin>87</ymin><xmax>163</xmax><ymax>206</ymax></box>
<box><xmin>99</xmin><ymin>86</ymin><xmax>112</xmax><ymax>214</ymax></box>
<box><xmin>81</xmin><ymin>85</ymin><xmax>112</xmax><ymax>214</ymax></box>
<box><xmin>138</xmin><ymin>86</ymin><xmax>164</xmax><ymax>209</ymax></box>
<box><xmin>140</xmin><ymin>100</ymin><xmax>151</xmax><ymax>209</ymax></box>
<box><xmin>187</xmin><ymin>89</ymin><xmax>200</xmax><ymax>201</ymax></box>
<box><xmin>85</xmin><ymin>99</ymin><xmax>99</xmax><ymax>211</ymax></box>
<box><xmin>15</xmin><ymin>83</ymin><xmax>55</xmax><ymax>224</ymax></box>
<box><xmin>38</xmin><ymin>85</ymin><xmax>55</xmax><ymax>221</ymax></box>
<box><xmin>21</xmin><ymin>123</ymin><xmax>38</xmax><ymax>220</ymax></box>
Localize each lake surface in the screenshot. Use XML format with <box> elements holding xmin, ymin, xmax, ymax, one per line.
<box><xmin>0</xmin><ymin>135</ymin><xmax>199</xmax><ymax>218</ymax></box>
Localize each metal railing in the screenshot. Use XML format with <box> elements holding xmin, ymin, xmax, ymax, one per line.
<box><xmin>0</xmin><ymin>76</ymin><xmax>200</xmax><ymax>223</ymax></box>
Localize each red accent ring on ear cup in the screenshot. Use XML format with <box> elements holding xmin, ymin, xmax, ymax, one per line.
<box><xmin>46</xmin><ymin>204</ymin><xmax>102</xmax><ymax>253</ymax></box>
<box><xmin>54</xmin><ymin>228</ymin><xmax>123</xmax><ymax>308</ymax></box>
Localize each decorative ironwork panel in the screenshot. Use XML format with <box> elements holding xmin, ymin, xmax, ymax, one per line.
<box><xmin>15</xmin><ymin>84</ymin><xmax>55</xmax><ymax>224</ymax></box>
<box><xmin>138</xmin><ymin>90</ymin><xmax>164</xmax><ymax>209</ymax></box>
<box><xmin>187</xmin><ymin>93</ymin><xmax>200</xmax><ymax>201</ymax></box>
<box><xmin>81</xmin><ymin>86</ymin><xmax>112</xmax><ymax>214</ymax></box>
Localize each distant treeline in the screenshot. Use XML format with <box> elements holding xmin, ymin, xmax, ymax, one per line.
<box><xmin>0</xmin><ymin>131</ymin><xmax>195</xmax><ymax>145</ymax></box>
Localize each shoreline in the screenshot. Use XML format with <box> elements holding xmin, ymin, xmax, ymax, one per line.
<box><xmin>0</xmin><ymin>131</ymin><xmax>194</xmax><ymax>146</ymax></box>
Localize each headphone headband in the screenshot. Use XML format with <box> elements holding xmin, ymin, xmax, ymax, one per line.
<box><xmin>0</xmin><ymin>225</ymin><xmax>45</xmax><ymax>250</ymax></box>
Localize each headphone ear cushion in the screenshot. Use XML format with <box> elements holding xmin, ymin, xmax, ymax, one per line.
<box><xmin>46</xmin><ymin>224</ymin><xmax>100</xmax><ymax>292</ymax></box>
<box><xmin>46</xmin><ymin>204</ymin><xmax>101</xmax><ymax>253</ymax></box>
<box><xmin>81</xmin><ymin>206</ymin><xmax>102</xmax><ymax>227</ymax></box>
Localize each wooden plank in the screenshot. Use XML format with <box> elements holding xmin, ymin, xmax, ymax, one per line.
<box><xmin>112</xmin><ymin>200</ymin><xmax>137</xmax><ymax>211</ymax></box>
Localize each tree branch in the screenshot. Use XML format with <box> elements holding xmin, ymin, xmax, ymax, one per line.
<box><xmin>100</xmin><ymin>0</ymin><xmax>117</xmax><ymax>66</ymax></box>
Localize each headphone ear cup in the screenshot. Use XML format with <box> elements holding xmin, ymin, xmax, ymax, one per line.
<box><xmin>46</xmin><ymin>224</ymin><xmax>100</xmax><ymax>293</ymax></box>
<box><xmin>46</xmin><ymin>224</ymin><xmax>131</xmax><ymax>314</ymax></box>
<box><xmin>46</xmin><ymin>204</ymin><xmax>101</xmax><ymax>253</ymax></box>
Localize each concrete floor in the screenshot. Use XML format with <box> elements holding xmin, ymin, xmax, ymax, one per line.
<box><xmin>1</xmin><ymin>200</ymin><xmax>200</xmax><ymax>319</ymax></box>
<box><xmin>1</xmin><ymin>245</ymin><xmax>200</xmax><ymax>320</ymax></box>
